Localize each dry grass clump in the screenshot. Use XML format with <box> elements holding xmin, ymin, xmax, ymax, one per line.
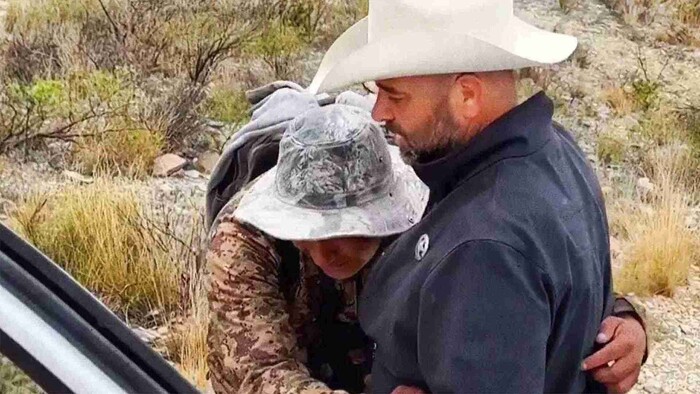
<box><xmin>610</xmin><ymin>105</ymin><xmax>700</xmax><ymax>297</ymax></box>
<box><xmin>603</xmin><ymin>86</ymin><xmax>639</xmax><ymax>116</ymax></box>
<box><xmin>603</xmin><ymin>0</ymin><xmax>700</xmax><ymax>46</ymax></box>
<box><xmin>7</xmin><ymin>179</ymin><xmax>210</xmax><ymax>384</ymax></box>
<box><xmin>8</xmin><ymin>180</ymin><xmax>181</xmax><ymax>319</ymax></box>
<box><xmin>597</xmin><ymin>128</ymin><xmax>629</xmax><ymax>165</ymax></box>
<box><xmin>636</xmin><ymin>106</ymin><xmax>700</xmax><ymax>186</ymax></box>
<box><xmin>638</xmin><ymin>106</ymin><xmax>686</xmax><ymax>145</ymax></box>
<box><xmin>613</xmin><ymin>165</ymin><xmax>698</xmax><ymax>297</ymax></box>
<box><xmin>161</xmin><ymin>277</ymin><xmax>209</xmax><ymax>390</ymax></box>
<box><xmin>603</xmin><ymin>0</ymin><xmax>664</xmax><ymax>24</ymax></box>
<box><xmin>674</xmin><ymin>0</ymin><xmax>700</xmax><ymax>26</ymax></box>
<box><xmin>73</xmin><ymin>125</ymin><xmax>165</xmax><ymax>178</ymax></box>
<box><xmin>1</xmin><ymin>356</ymin><xmax>43</xmax><ymax>394</ymax></box>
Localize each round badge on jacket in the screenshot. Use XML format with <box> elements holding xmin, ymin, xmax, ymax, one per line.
<box><xmin>415</xmin><ymin>234</ymin><xmax>430</xmax><ymax>261</ymax></box>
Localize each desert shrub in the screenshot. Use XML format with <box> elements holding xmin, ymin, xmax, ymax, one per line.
<box><xmin>244</xmin><ymin>20</ymin><xmax>307</xmax><ymax>80</ymax></box>
<box><xmin>597</xmin><ymin>129</ymin><xmax>628</xmax><ymax>165</ymax></box>
<box><xmin>638</xmin><ymin>107</ymin><xmax>686</xmax><ymax>146</ymax></box>
<box><xmin>603</xmin><ymin>86</ymin><xmax>638</xmax><ymax>116</ymax></box>
<box><xmin>281</xmin><ymin>0</ymin><xmax>332</xmax><ymax>43</ymax></box>
<box><xmin>625</xmin><ymin>50</ymin><xmax>666</xmax><ymax>112</ymax></box>
<box><xmin>3</xmin><ymin>0</ymin><xmax>102</xmax><ymax>81</ymax></box>
<box><xmin>201</xmin><ymin>87</ymin><xmax>250</xmax><ymax>125</ymax></box>
<box><xmin>559</xmin><ymin>0</ymin><xmax>580</xmax><ymax>13</ymax></box>
<box><xmin>8</xmin><ymin>181</ymin><xmax>181</xmax><ymax>319</ymax></box>
<box><xmin>3</xmin><ymin>0</ymin><xmax>273</xmax><ymax>82</ymax></box>
<box><xmin>0</xmin><ymin>69</ymin><xmax>138</xmax><ymax>153</ymax></box>
<box><xmin>674</xmin><ymin>0</ymin><xmax>700</xmax><ymax>26</ymax></box>
<box><xmin>320</xmin><ymin>0</ymin><xmax>368</xmax><ymax>46</ymax></box>
<box><xmin>630</xmin><ymin>78</ymin><xmax>661</xmax><ymax>111</ymax></box>
<box><xmin>603</xmin><ymin>0</ymin><xmax>664</xmax><ymax>24</ymax></box>
<box><xmin>636</xmin><ymin>107</ymin><xmax>700</xmax><ymax>188</ymax></box>
<box><xmin>73</xmin><ymin>124</ymin><xmax>164</xmax><ymax>178</ymax></box>
<box><xmin>683</xmin><ymin>108</ymin><xmax>700</xmax><ymax>155</ymax></box>
<box><xmin>0</xmin><ymin>79</ymin><xmax>67</xmax><ymax>151</ymax></box>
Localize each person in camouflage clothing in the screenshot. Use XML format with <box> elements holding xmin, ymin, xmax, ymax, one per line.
<box><xmin>206</xmin><ymin>99</ymin><xmax>648</xmax><ymax>394</ymax></box>
<box><xmin>206</xmin><ymin>104</ymin><xmax>429</xmax><ymax>394</ymax></box>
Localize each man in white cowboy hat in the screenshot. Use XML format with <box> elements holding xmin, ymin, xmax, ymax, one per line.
<box><xmin>308</xmin><ymin>0</ymin><xmax>647</xmax><ymax>393</ymax></box>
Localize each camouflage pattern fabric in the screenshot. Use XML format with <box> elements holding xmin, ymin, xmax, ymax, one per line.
<box><xmin>234</xmin><ymin>104</ymin><xmax>429</xmax><ymax>241</ymax></box>
<box><xmin>206</xmin><ymin>198</ymin><xmax>372</xmax><ymax>394</ymax></box>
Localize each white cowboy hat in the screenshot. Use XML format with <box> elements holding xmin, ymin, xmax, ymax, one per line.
<box><xmin>309</xmin><ymin>0</ymin><xmax>578</xmax><ymax>94</ymax></box>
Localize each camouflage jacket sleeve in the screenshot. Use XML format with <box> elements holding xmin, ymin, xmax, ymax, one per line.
<box><xmin>206</xmin><ymin>212</ymin><xmax>342</xmax><ymax>394</ymax></box>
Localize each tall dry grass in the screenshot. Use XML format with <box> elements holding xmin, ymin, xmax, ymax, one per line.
<box><xmin>613</xmin><ymin>163</ymin><xmax>698</xmax><ymax>296</ymax></box>
<box><xmin>8</xmin><ymin>180</ymin><xmax>181</xmax><ymax>318</ymax></box>
<box><xmin>603</xmin><ymin>86</ymin><xmax>639</xmax><ymax>116</ymax></box>
<box><xmin>610</xmin><ymin>104</ymin><xmax>700</xmax><ymax>297</ymax></box>
<box><xmin>7</xmin><ymin>179</ymin><xmax>210</xmax><ymax>387</ymax></box>
<box><xmin>674</xmin><ymin>0</ymin><xmax>700</xmax><ymax>26</ymax></box>
<box><xmin>163</xmin><ymin>275</ymin><xmax>209</xmax><ymax>390</ymax></box>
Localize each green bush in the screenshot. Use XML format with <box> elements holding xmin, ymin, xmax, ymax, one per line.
<box><xmin>244</xmin><ymin>21</ymin><xmax>307</xmax><ymax>80</ymax></box>
<box><xmin>7</xmin><ymin>79</ymin><xmax>68</xmax><ymax>116</ymax></box>
<box><xmin>202</xmin><ymin>87</ymin><xmax>250</xmax><ymax>125</ymax></box>
<box><xmin>631</xmin><ymin>79</ymin><xmax>660</xmax><ymax>111</ymax></box>
<box><xmin>597</xmin><ymin>129</ymin><xmax>628</xmax><ymax>165</ymax></box>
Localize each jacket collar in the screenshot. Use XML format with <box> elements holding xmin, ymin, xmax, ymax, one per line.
<box><xmin>412</xmin><ymin>92</ymin><xmax>555</xmax><ymax>206</ymax></box>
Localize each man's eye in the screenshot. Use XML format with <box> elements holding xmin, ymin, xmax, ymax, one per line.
<box><xmin>388</xmin><ymin>95</ymin><xmax>404</xmax><ymax>102</ymax></box>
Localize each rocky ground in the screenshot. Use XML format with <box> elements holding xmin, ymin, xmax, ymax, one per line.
<box><xmin>0</xmin><ymin>0</ymin><xmax>698</xmax><ymax>392</ymax></box>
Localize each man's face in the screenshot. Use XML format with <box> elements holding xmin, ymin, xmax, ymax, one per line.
<box><xmin>293</xmin><ymin>237</ymin><xmax>380</xmax><ymax>280</ymax></box>
<box><xmin>371</xmin><ymin>75</ymin><xmax>461</xmax><ymax>163</ymax></box>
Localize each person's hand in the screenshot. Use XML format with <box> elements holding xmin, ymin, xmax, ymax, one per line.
<box><xmin>391</xmin><ymin>386</ymin><xmax>426</xmax><ymax>394</ymax></box>
<box><xmin>582</xmin><ymin>315</ymin><xmax>646</xmax><ymax>393</ymax></box>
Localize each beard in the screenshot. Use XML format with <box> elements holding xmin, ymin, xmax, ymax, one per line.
<box><xmin>387</xmin><ymin>108</ymin><xmax>463</xmax><ymax>166</ymax></box>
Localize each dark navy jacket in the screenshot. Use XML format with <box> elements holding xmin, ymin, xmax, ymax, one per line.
<box><xmin>359</xmin><ymin>93</ymin><xmax>613</xmax><ymax>393</ymax></box>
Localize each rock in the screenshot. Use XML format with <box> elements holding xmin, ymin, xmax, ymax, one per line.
<box><xmin>132</xmin><ymin>326</ymin><xmax>160</xmax><ymax>344</ymax></box>
<box><xmin>195</xmin><ymin>151</ymin><xmax>220</xmax><ymax>174</ymax></box>
<box><xmin>644</xmin><ymin>378</ymin><xmax>663</xmax><ymax>393</ymax></box>
<box><xmin>184</xmin><ymin>170</ymin><xmax>201</xmax><ymax>179</ymax></box>
<box><xmin>610</xmin><ymin>236</ymin><xmax>623</xmax><ymax>260</ymax></box>
<box><xmin>62</xmin><ymin>170</ymin><xmax>94</xmax><ymax>184</ymax></box>
<box><xmin>205</xmin><ymin>119</ymin><xmax>226</xmax><ymax>129</ymax></box>
<box><xmin>153</xmin><ymin>154</ymin><xmax>188</xmax><ymax>177</ymax></box>
<box><xmin>636</xmin><ymin>177</ymin><xmax>655</xmax><ymax>199</ymax></box>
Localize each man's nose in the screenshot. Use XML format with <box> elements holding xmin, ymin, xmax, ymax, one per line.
<box><xmin>371</xmin><ymin>93</ymin><xmax>393</xmax><ymax>123</ymax></box>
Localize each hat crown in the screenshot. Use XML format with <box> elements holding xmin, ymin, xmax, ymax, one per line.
<box><xmin>275</xmin><ymin>105</ymin><xmax>393</xmax><ymax>210</ymax></box>
<box><xmin>368</xmin><ymin>0</ymin><xmax>514</xmax><ymax>39</ymax></box>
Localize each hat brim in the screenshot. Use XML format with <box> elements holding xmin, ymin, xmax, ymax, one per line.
<box><xmin>309</xmin><ymin>16</ymin><xmax>577</xmax><ymax>94</ymax></box>
<box><xmin>233</xmin><ymin>146</ymin><xmax>429</xmax><ymax>241</ymax></box>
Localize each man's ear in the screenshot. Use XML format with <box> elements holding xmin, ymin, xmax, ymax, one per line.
<box><xmin>451</xmin><ymin>74</ymin><xmax>483</xmax><ymax>121</ymax></box>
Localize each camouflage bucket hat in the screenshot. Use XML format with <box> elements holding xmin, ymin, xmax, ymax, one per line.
<box><xmin>234</xmin><ymin>104</ymin><xmax>429</xmax><ymax>241</ymax></box>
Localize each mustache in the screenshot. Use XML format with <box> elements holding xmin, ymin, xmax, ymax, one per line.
<box><xmin>382</xmin><ymin>123</ymin><xmax>406</xmax><ymax>146</ymax></box>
